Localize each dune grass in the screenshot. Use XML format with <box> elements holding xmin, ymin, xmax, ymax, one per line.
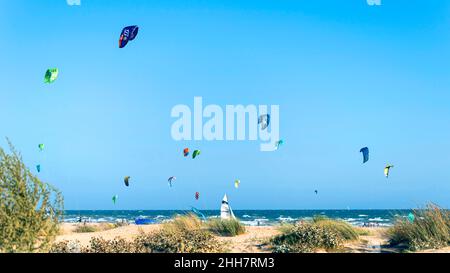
<box><xmin>73</xmin><ymin>223</ymin><xmax>116</xmax><ymax>233</ymax></box>
<box><xmin>312</xmin><ymin>216</ymin><xmax>359</xmax><ymax>241</ymax></box>
<box><xmin>270</xmin><ymin>217</ymin><xmax>360</xmax><ymax>253</ymax></box>
<box><xmin>163</xmin><ymin>213</ymin><xmax>203</xmax><ymax>232</ymax></box>
<box><xmin>206</xmin><ymin>218</ymin><xmax>246</xmax><ymax>237</ymax></box>
<box><xmin>73</xmin><ymin>225</ymin><xmax>98</xmax><ymax>233</ymax></box>
<box><xmin>52</xmin><ymin>214</ymin><xmax>223</xmax><ymax>253</ymax></box>
<box><xmin>271</xmin><ymin>222</ymin><xmax>342</xmax><ymax>253</ymax></box>
<box><xmin>277</xmin><ymin>223</ymin><xmax>296</xmax><ymax>233</ymax></box>
<box><xmin>354</xmin><ymin>227</ymin><xmax>372</xmax><ymax>236</ymax></box>
<box><xmin>387</xmin><ymin>204</ymin><xmax>450</xmax><ymax>251</ymax></box>
<box><xmin>135</xmin><ymin>214</ymin><xmax>223</xmax><ymax>253</ymax></box>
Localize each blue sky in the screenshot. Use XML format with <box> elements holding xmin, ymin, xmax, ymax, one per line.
<box><xmin>0</xmin><ymin>0</ymin><xmax>449</xmax><ymax>210</ymax></box>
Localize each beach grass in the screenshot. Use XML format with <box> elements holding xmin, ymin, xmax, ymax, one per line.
<box><xmin>270</xmin><ymin>222</ymin><xmax>342</xmax><ymax>253</ymax></box>
<box><xmin>313</xmin><ymin>216</ymin><xmax>359</xmax><ymax>241</ymax></box>
<box><xmin>51</xmin><ymin>215</ymin><xmax>224</xmax><ymax>253</ymax></box>
<box><xmin>73</xmin><ymin>223</ymin><xmax>116</xmax><ymax>233</ymax></box>
<box><xmin>73</xmin><ymin>225</ymin><xmax>98</xmax><ymax>233</ymax></box>
<box><xmin>277</xmin><ymin>223</ymin><xmax>296</xmax><ymax>233</ymax></box>
<box><xmin>164</xmin><ymin>213</ymin><xmax>203</xmax><ymax>232</ymax></box>
<box><xmin>270</xmin><ymin>217</ymin><xmax>361</xmax><ymax>253</ymax></box>
<box><xmin>139</xmin><ymin>214</ymin><xmax>222</xmax><ymax>253</ymax></box>
<box><xmin>354</xmin><ymin>227</ymin><xmax>372</xmax><ymax>236</ymax></box>
<box><xmin>206</xmin><ymin>218</ymin><xmax>246</xmax><ymax>237</ymax></box>
<box><xmin>387</xmin><ymin>204</ymin><xmax>450</xmax><ymax>251</ymax></box>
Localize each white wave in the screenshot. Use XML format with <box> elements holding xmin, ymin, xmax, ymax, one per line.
<box><xmin>277</xmin><ymin>216</ymin><xmax>297</xmax><ymax>222</ymax></box>
<box><xmin>369</xmin><ymin>217</ymin><xmax>389</xmax><ymax>222</ymax></box>
<box><xmin>240</xmin><ymin>220</ymin><xmax>272</xmax><ymax>227</ymax></box>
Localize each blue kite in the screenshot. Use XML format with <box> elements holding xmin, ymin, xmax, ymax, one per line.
<box><xmin>191</xmin><ymin>207</ymin><xmax>207</xmax><ymax>221</ymax></box>
<box><xmin>360</xmin><ymin>147</ymin><xmax>369</xmax><ymax>164</ymax></box>
<box><xmin>119</xmin><ymin>26</ymin><xmax>139</xmax><ymax>48</ymax></box>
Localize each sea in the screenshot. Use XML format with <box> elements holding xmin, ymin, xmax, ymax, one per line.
<box><xmin>63</xmin><ymin>210</ymin><xmax>415</xmax><ymax>227</ymax></box>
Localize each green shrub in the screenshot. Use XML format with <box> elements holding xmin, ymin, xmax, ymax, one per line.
<box><xmin>206</xmin><ymin>218</ymin><xmax>246</xmax><ymax>237</ymax></box>
<box><xmin>313</xmin><ymin>216</ymin><xmax>359</xmax><ymax>241</ymax></box>
<box><xmin>270</xmin><ymin>223</ymin><xmax>342</xmax><ymax>253</ymax></box>
<box><xmin>0</xmin><ymin>140</ymin><xmax>64</xmax><ymax>253</ymax></box>
<box><xmin>388</xmin><ymin>204</ymin><xmax>450</xmax><ymax>251</ymax></box>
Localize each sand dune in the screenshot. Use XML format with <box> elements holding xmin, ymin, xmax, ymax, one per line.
<box><xmin>56</xmin><ymin>223</ymin><xmax>449</xmax><ymax>253</ymax></box>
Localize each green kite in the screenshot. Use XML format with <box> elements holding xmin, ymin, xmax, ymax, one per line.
<box><xmin>44</xmin><ymin>68</ymin><xmax>59</xmax><ymax>84</ymax></box>
<box><xmin>193</xmin><ymin>150</ymin><xmax>201</xmax><ymax>159</ymax></box>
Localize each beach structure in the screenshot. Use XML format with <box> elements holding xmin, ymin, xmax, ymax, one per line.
<box><xmin>220</xmin><ymin>194</ymin><xmax>235</xmax><ymax>220</ymax></box>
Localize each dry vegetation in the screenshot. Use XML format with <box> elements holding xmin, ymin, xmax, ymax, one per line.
<box><xmin>51</xmin><ymin>214</ymin><xmax>224</xmax><ymax>253</ymax></box>
<box><xmin>269</xmin><ymin>217</ymin><xmax>359</xmax><ymax>253</ymax></box>
<box><xmin>206</xmin><ymin>218</ymin><xmax>246</xmax><ymax>237</ymax></box>
<box><xmin>73</xmin><ymin>223</ymin><xmax>119</xmax><ymax>233</ymax></box>
<box><xmin>387</xmin><ymin>204</ymin><xmax>450</xmax><ymax>252</ymax></box>
<box><xmin>0</xmin><ymin>140</ymin><xmax>63</xmax><ymax>253</ymax></box>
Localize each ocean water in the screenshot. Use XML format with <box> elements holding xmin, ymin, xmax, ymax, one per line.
<box><xmin>63</xmin><ymin>210</ymin><xmax>415</xmax><ymax>227</ymax></box>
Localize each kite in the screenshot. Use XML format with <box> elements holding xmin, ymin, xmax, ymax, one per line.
<box><xmin>234</xmin><ymin>179</ymin><xmax>240</xmax><ymax>189</ymax></box>
<box><xmin>168</xmin><ymin>176</ymin><xmax>176</xmax><ymax>187</ymax></box>
<box><xmin>119</xmin><ymin>26</ymin><xmax>139</xmax><ymax>48</ymax></box>
<box><xmin>258</xmin><ymin>114</ymin><xmax>270</xmax><ymax>130</ymax></box>
<box><xmin>360</xmin><ymin>147</ymin><xmax>369</xmax><ymax>163</ymax></box>
<box><xmin>38</xmin><ymin>144</ymin><xmax>44</xmax><ymax>151</ymax></box>
<box><xmin>408</xmin><ymin>213</ymin><xmax>415</xmax><ymax>223</ymax></box>
<box><xmin>195</xmin><ymin>192</ymin><xmax>200</xmax><ymax>200</ymax></box>
<box><xmin>276</xmin><ymin>140</ymin><xmax>284</xmax><ymax>149</ymax></box>
<box><xmin>124</xmin><ymin>176</ymin><xmax>130</xmax><ymax>187</ymax></box>
<box><xmin>183</xmin><ymin>148</ymin><xmax>190</xmax><ymax>157</ymax></box>
<box><xmin>315</xmin><ymin>190</ymin><xmax>318</xmax><ymax>195</ymax></box>
<box><xmin>191</xmin><ymin>207</ymin><xmax>207</xmax><ymax>221</ymax></box>
<box><xmin>112</xmin><ymin>195</ymin><xmax>118</xmax><ymax>205</ymax></box>
<box><xmin>384</xmin><ymin>164</ymin><xmax>394</xmax><ymax>178</ymax></box>
<box><xmin>44</xmin><ymin>68</ymin><xmax>59</xmax><ymax>84</ymax></box>
<box><xmin>193</xmin><ymin>150</ymin><xmax>201</xmax><ymax>159</ymax></box>
<box><xmin>36</xmin><ymin>165</ymin><xmax>41</xmax><ymax>173</ymax></box>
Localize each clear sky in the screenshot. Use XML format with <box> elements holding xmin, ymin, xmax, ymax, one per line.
<box><xmin>0</xmin><ymin>0</ymin><xmax>449</xmax><ymax>210</ymax></box>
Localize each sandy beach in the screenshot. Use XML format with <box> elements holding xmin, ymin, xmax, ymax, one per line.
<box><xmin>57</xmin><ymin>223</ymin><xmax>281</xmax><ymax>253</ymax></box>
<box><xmin>56</xmin><ymin>223</ymin><xmax>450</xmax><ymax>253</ymax></box>
<box><xmin>55</xmin><ymin>223</ymin><xmax>449</xmax><ymax>253</ymax></box>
